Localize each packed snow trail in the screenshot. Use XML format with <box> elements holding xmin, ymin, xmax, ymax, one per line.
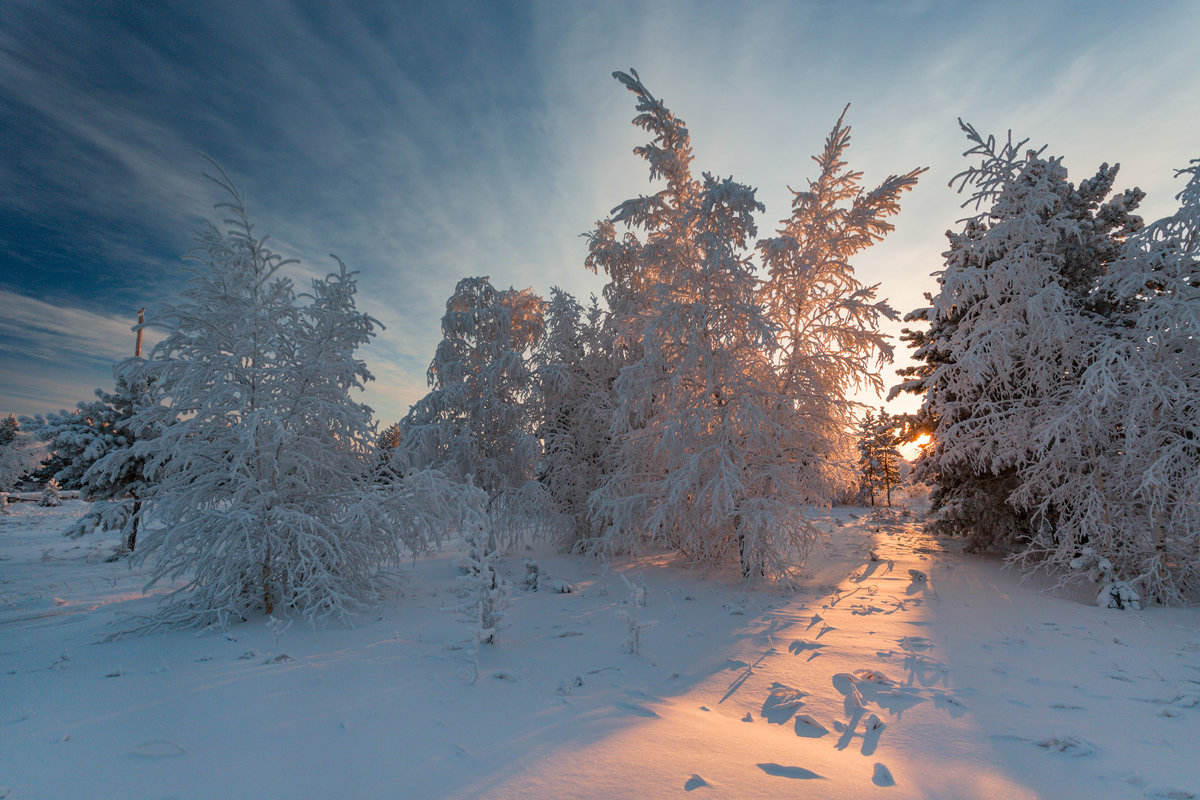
<box><xmin>1</xmin><ymin>501</ymin><xmax>1198</xmax><ymax>799</ymax></box>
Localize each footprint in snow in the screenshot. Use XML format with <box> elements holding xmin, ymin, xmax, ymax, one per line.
<box><xmin>872</xmin><ymin>762</ymin><xmax>895</xmax><ymax>787</ymax></box>
<box><xmin>794</xmin><ymin>714</ymin><xmax>828</xmax><ymax>738</ymax></box>
<box><xmin>684</xmin><ymin>774</ymin><xmax>709</xmax><ymax>791</ymax></box>
<box><xmin>1035</xmin><ymin>735</ymin><xmax>1096</xmax><ymax>757</ymax></box>
<box><xmin>851</xmin><ymin>604</ymin><xmax>885</xmax><ymax>616</ymax></box>
<box><xmin>1144</xmin><ymin>786</ymin><xmax>1198</xmax><ymax>799</ymax></box>
<box><xmin>933</xmin><ymin>691</ymin><xmax>969</xmax><ymax>718</ymax></box>
<box><xmin>615</xmin><ymin>702</ymin><xmax>658</xmax><ymax>718</ymax></box>
<box><xmin>130</xmin><ymin>739</ymin><xmax>186</xmax><ymax>758</ymax></box>
<box><xmin>756</xmin><ymin>763</ymin><xmax>824</xmax><ymax>780</ymax></box>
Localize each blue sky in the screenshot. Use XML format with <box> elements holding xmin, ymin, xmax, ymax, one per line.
<box><xmin>2</xmin><ymin>0</ymin><xmax>1198</xmax><ymax>425</ymax></box>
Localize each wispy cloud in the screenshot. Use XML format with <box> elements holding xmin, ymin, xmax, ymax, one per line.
<box><xmin>0</xmin><ymin>289</ymin><xmax>146</xmax><ymax>364</ymax></box>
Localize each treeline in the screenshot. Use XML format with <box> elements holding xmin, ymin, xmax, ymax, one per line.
<box><xmin>6</xmin><ymin>69</ymin><xmax>1197</xmax><ymax>629</ymax></box>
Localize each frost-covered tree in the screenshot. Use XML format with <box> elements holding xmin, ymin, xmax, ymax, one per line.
<box><xmin>589</xmin><ymin>71</ymin><xmax>865</xmax><ymax>580</ymax></box>
<box><xmin>758</xmin><ymin>109</ymin><xmax>923</xmax><ymax>499</ymax></box>
<box><xmin>0</xmin><ymin>424</ymin><xmax>43</xmax><ymax>494</ymax></box>
<box><xmin>897</xmin><ymin>123</ymin><xmax>1142</xmax><ymax>550</ymax></box>
<box><xmin>372</xmin><ymin>421</ymin><xmax>404</xmax><ymax>484</ymax></box>
<box><xmin>400</xmin><ymin>276</ymin><xmax>550</xmax><ymax>546</ymax></box>
<box><xmin>37</xmin><ymin>478</ymin><xmax>61</xmax><ymax>507</ymax></box>
<box><xmin>857</xmin><ymin>409</ymin><xmax>903</xmax><ymax>507</ymax></box>
<box><xmin>533</xmin><ymin>289</ymin><xmax>614</xmax><ymax>548</ymax></box>
<box><xmin>121</xmin><ymin>165</ymin><xmax>480</xmax><ymax>630</ymax></box>
<box><xmin>458</xmin><ymin>519</ymin><xmax>508</xmax><ymax>650</ymax></box>
<box><xmin>1013</xmin><ymin>160</ymin><xmax>1200</xmax><ymax>603</ymax></box>
<box><xmin>26</xmin><ymin>370</ymin><xmax>158</xmax><ymax>552</ymax></box>
<box><xmin>378</xmin><ymin>421</ymin><xmax>403</xmax><ymax>453</ymax></box>
<box><xmin>0</xmin><ymin>414</ymin><xmax>17</xmax><ymax>447</ymax></box>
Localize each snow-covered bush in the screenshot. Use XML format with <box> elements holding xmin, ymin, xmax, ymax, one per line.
<box><xmin>523</xmin><ymin>559</ymin><xmax>541</xmax><ymax>591</ymax></box>
<box><xmin>3</xmin><ymin>414</ymin><xmax>59</xmax><ymax>492</ymax></box>
<box><xmin>616</xmin><ymin>573</ymin><xmax>655</xmax><ymax>655</ymax></box>
<box><xmin>0</xmin><ymin>427</ymin><xmax>45</xmax><ymax>493</ymax></box>
<box><xmin>0</xmin><ymin>414</ymin><xmax>17</xmax><ymax>447</ymax></box>
<box><xmin>37</xmin><ymin>478</ymin><xmax>61</xmax><ymax>507</ymax></box>
<box><xmin>118</xmin><ymin>163</ymin><xmax>482</xmax><ymax>630</ymax></box>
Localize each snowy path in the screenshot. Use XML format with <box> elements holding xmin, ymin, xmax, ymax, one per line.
<box><xmin>1</xmin><ymin>502</ymin><xmax>1198</xmax><ymax>799</ymax></box>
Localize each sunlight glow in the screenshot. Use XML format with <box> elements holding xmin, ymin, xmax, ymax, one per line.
<box><xmin>900</xmin><ymin>433</ymin><xmax>932</xmax><ymax>461</ymax></box>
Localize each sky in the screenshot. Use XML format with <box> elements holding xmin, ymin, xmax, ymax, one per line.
<box><xmin>2</xmin><ymin>0</ymin><xmax>1198</xmax><ymax>426</ymax></box>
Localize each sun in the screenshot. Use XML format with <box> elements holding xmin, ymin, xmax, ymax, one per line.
<box><xmin>900</xmin><ymin>433</ymin><xmax>933</xmax><ymax>461</ymax></box>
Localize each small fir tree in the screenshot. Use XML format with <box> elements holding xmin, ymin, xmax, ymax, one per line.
<box><xmin>533</xmin><ymin>289</ymin><xmax>614</xmax><ymax>549</ymax></box>
<box><xmin>38</xmin><ymin>477</ymin><xmax>62</xmax><ymax>507</ymax></box>
<box><xmin>27</xmin><ymin>369</ymin><xmax>158</xmax><ymax>552</ymax></box>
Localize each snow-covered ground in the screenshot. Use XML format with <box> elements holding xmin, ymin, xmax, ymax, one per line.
<box><xmin>2</xmin><ymin>499</ymin><xmax>1198</xmax><ymax>799</ymax></box>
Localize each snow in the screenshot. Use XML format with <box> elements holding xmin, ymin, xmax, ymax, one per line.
<box><xmin>2</xmin><ymin>498</ymin><xmax>1198</xmax><ymax>799</ymax></box>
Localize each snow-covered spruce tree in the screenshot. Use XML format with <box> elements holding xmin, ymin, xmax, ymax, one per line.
<box><xmin>897</xmin><ymin>124</ymin><xmax>1143</xmax><ymax>550</ymax></box>
<box><xmin>589</xmin><ymin>71</ymin><xmax>840</xmax><ymax>580</ymax></box>
<box><xmin>121</xmin><ymin>166</ymin><xmax>479</xmax><ymax>630</ymax></box>
<box><xmin>0</xmin><ymin>414</ymin><xmax>17</xmax><ymax>447</ymax></box>
<box><xmin>856</xmin><ymin>409</ymin><xmax>881</xmax><ymax>507</ymax></box>
<box><xmin>0</xmin><ymin>424</ymin><xmax>43</xmax><ymax>494</ymax></box>
<box><xmin>533</xmin><ymin>289</ymin><xmax>615</xmax><ymax>548</ymax></box>
<box><xmin>758</xmin><ymin>108</ymin><xmax>923</xmax><ymax>500</ymax></box>
<box><xmin>378</xmin><ymin>421</ymin><xmax>403</xmax><ymax>454</ymax></box>
<box><xmin>372</xmin><ymin>421</ymin><xmax>404</xmax><ymax>483</ymax></box>
<box><xmin>858</xmin><ymin>408</ymin><xmax>903</xmax><ymax>508</ymax></box>
<box><xmin>26</xmin><ymin>369</ymin><xmax>158</xmax><ymax>552</ymax></box>
<box><xmin>400</xmin><ymin>276</ymin><xmax>550</xmax><ymax>548</ymax></box>
<box><xmin>1012</xmin><ymin>159</ymin><xmax>1200</xmax><ymax>604</ymax></box>
<box><xmin>876</xmin><ymin>411</ymin><xmax>904</xmax><ymax>506</ymax></box>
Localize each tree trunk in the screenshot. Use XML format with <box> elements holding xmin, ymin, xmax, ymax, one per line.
<box><xmin>262</xmin><ymin>559</ymin><xmax>273</xmax><ymax>615</ymax></box>
<box><xmin>127</xmin><ymin>498</ymin><xmax>141</xmax><ymax>552</ymax></box>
